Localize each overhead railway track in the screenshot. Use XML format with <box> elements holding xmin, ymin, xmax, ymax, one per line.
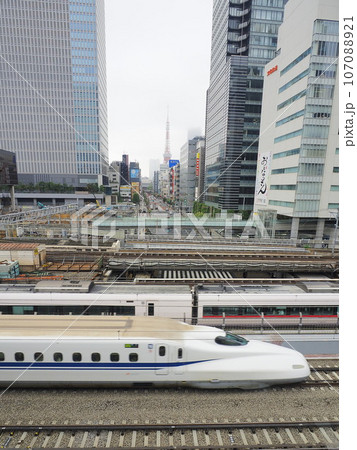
<box><xmin>44</xmin><ymin>247</ymin><xmax>338</xmax><ymax>274</ymax></box>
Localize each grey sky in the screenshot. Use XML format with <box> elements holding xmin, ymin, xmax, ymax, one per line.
<box><xmin>105</xmin><ymin>0</ymin><xmax>213</xmax><ymax>177</ymax></box>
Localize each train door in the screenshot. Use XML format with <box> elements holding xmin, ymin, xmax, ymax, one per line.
<box><xmin>173</xmin><ymin>347</ymin><xmax>184</xmax><ymax>375</ymax></box>
<box><xmin>155</xmin><ymin>344</ymin><xmax>169</xmax><ymax>375</ymax></box>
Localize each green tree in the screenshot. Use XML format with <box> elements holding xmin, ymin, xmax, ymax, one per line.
<box><xmin>132</xmin><ymin>192</ymin><xmax>140</xmax><ymax>204</ymax></box>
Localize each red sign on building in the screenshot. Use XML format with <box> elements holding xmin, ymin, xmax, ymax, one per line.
<box><xmin>267</xmin><ymin>65</ymin><xmax>278</xmax><ymax>76</ymax></box>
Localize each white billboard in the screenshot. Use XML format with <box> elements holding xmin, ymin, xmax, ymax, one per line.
<box><xmin>255</xmin><ymin>152</ymin><xmax>271</xmax><ymax>206</ymax></box>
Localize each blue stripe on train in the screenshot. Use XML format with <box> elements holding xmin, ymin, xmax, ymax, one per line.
<box><xmin>0</xmin><ymin>359</ymin><xmax>213</xmax><ymax>370</ymax></box>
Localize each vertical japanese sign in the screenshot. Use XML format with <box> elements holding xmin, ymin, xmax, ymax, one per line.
<box><xmin>255</xmin><ymin>152</ymin><xmax>271</xmax><ymax>205</ymax></box>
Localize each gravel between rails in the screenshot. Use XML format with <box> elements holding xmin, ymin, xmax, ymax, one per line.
<box><xmin>0</xmin><ymin>386</ymin><xmax>338</xmax><ymax>424</ymax></box>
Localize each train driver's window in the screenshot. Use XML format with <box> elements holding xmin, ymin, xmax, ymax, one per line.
<box><xmin>15</xmin><ymin>352</ymin><xmax>24</xmax><ymax>361</ymax></box>
<box><xmin>129</xmin><ymin>353</ymin><xmax>138</xmax><ymax>362</ymax></box>
<box><xmin>34</xmin><ymin>352</ymin><xmax>44</xmax><ymax>362</ymax></box>
<box><xmin>215</xmin><ymin>333</ymin><xmax>248</xmax><ymax>346</ymax></box>
<box><xmin>73</xmin><ymin>353</ymin><xmax>82</xmax><ymax>362</ymax></box>
<box><xmin>0</xmin><ymin>352</ymin><xmax>5</xmax><ymax>361</ymax></box>
<box><xmin>91</xmin><ymin>353</ymin><xmax>101</xmax><ymax>362</ymax></box>
<box><xmin>110</xmin><ymin>353</ymin><xmax>120</xmax><ymax>362</ymax></box>
<box><xmin>54</xmin><ymin>352</ymin><xmax>63</xmax><ymax>362</ymax></box>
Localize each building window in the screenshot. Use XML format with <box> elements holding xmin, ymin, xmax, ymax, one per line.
<box><xmin>273</xmin><ymin>148</ymin><xmax>300</xmax><ymax>159</ymax></box>
<box><xmin>303</xmin><ymin>125</ymin><xmax>329</xmax><ymax>139</ymax></box>
<box><xmin>279</xmin><ymin>69</ymin><xmax>310</xmax><ymax>93</ymax></box>
<box><xmin>299</xmin><ymin>163</ymin><xmax>325</xmax><ymax>177</ymax></box>
<box><xmin>310</xmin><ymin>84</ymin><xmax>334</xmax><ymax>99</ymax></box>
<box><xmin>270</xmin><ymin>185</ymin><xmax>296</xmax><ymax>190</ymax></box>
<box><xmin>277</xmin><ymin>90</ymin><xmax>306</xmax><ymax>110</ymax></box>
<box><xmin>316</xmin><ymin>41</ymin><xmax>339</xmax><ymax>57</ymax></box>
<box><xmin>314</xmin><ymin>19</ymin><xmax>339</xmax><ymax>35</ymax></box>
<box><xmin>269</xmin><ymin>200</ymin><xmax>294</xmax><ymax>208</ymax></box>
<box><xmin>274</xmin><ymin>129</ymin><xmax>303</xmax><ymax>143</ymax></box>
<box><xmin>295</xmin><ymin>200</ymin><xmax>320</xmax><ymax>212</ymax></box>
<box><xmin>276</xmin><ymin>111</ymin><xmax>305</xmax><ymax>127</ymax></box>
<box><xmin>280</xmin><ymin>48</ymin><xmax>311</xmax><ymax>76</ymax></box>
<box><xmin>296</xmin><ymin>182</ymin><xmax>322</xmax><ymax>194</ymax></box>
<box><xmin>271</xmin><ymin>167</ymin><xmax>298</xmax><ymax>174</ymax></box>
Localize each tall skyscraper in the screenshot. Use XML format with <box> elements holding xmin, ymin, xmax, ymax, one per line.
<box><xmin>253</xmin><ymin>0</ymin><xmax>338</xmax><ymax>241</ymax></box>
<box><xmin>203</xmin><ymin>0</ymin><xmax>286</xmax><ymax>211</ymax></box>
<box><xmin>149</xmin><ymin>158</ymin><xmax>160</xmax><ymax>181</ymax></box>
<box><xmin>121</xmin><ymin>154</ymin><xmax>130</xmax><ymax>185</ymax></box>
<box><xmin>0</xmin><ymin>0</ymin><xmax>108</xmax><ymax>187</ymax></box>
<box><xmin>179</xmin><ymin>136</ymin><xmax>204</xmax><ymax>211</ymax></box>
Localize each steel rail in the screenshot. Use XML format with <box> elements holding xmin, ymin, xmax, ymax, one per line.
<box><xmin>0</xmin><ymin>420</ymin><xmax>339</xmax><ymax>432</ymax></box>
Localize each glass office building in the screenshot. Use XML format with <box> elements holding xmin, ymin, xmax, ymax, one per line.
<box><xmin>0</xmin><ymin>0</ymin><xmax>108</xmax><ymax>186</ymax></box>
<box><xmin>204</xmin><ymin>0</ymin><xmax>287</xmax><ymax>211</ymax></box>
<box><xmin>253</xmin><ymin>0</ymin><xmax>339</xmax><ymax>241</ymax></box>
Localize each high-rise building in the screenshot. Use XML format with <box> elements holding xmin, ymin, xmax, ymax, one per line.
<box><xmin>179</xmin><ymin>136</ymin><xmax>204</xmax><ymax>211</ymax></box>
<box><xmin>253</xmin><ymin>0</ymin><xmax>339</xmax><ymax>242</ymax></box>
<box><xmin>204</xmin><ymin>0</ymin><xmax>286</xmax><ymax>211</ymax></box>
<box><xmin>153</xmin><ymin>170</ymin><xmax>160</xmax><ymax>194</ymax></box>
<box><xmin>195</xmin><ymin>138</ymin><xmax>206</xmax><ymax>202</ymax></box>
<box><xmin>121</xmin><ymin>154</ymin><xmax>130</xmax><ymax>185</ymax></box>
<box><xmin>149</xmin><ymin>159</ymin><xmax>160</xmax><ymax>180</ymax></box>
<box><xmin>109</xmin><ymin>160</ymin><xmax>122</xmax><ymax>194</ymax></box>
<box><xmin>0</xmin><ymin>0</ymin><xmax>108</xmax><ymax>187</ymax></box>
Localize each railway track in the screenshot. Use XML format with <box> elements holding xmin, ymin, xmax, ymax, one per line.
<box><xmin>0</xmin><ymin>419</ymin><xmax>339</xmax><ymax>449</ymax></box>
<box><xmin>46</xmin><ymin>248</ymin><xmax>337</xmax><ymax>261</ymax></box>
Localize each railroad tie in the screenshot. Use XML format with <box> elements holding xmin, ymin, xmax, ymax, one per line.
<box><xmin>105</xmin><ymin>420</ymin><xmax>114</xmax><ymax>448</ymax></box>
<box><xmin>15</xmin><ymin>420</ymin><xmax>26</xmax><ymax>449</ymax></box>
<box><xmin>322</xmin><ymin>417</ymin><xmax>338</xmax><ymax>444</ymax></box>
<box><xmin>131</xmin><ymin>419</ymin><xmax>137</xmax><ymax>448</ymax></box>
<box><xmin>259</xmin><ymin>418</ymin><xmax>273</xmax><ymax>446</ymax></box>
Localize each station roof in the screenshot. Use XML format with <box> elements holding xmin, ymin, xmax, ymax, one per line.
<box><xmin>0</xmin><ymin>243</ymin><xmax>42</xmax><ymax>250</ymax></box>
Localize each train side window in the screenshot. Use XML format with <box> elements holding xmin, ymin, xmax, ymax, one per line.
<box><xmin>91</xmin><ymin>353</ymin><xmax>101</xmax><ymax>362</ymax></box>
<box><xmin>148</xmin><ymin>303</ymin><xmax>154</xmax><ymax>316</ymax></box>
<box><xmin>178</xmin><ymin>348</ymin><xmax>183</xmax><ymax>359</ymax></box>
<box><xmin>15</xmin><ymin>352</ymin><xmax>24</xmax><ymax>362</ymax></box>
<box><xmin>129</xmin><ymin>353</ymin><xmax>138</xmax><ymax>362</ymax></box>
<box><xmin>0</xmin><ymin>352</ymin><xmax>5</xmax><ymax>361</ymax></box>
<box><xmin>54</xmin><ymin>353</ymin><xmax>63</xmax><ymax>362</ymax></box>
<box><xmin>34</xmin><ymin>352</ymin><xmax>44</xmax><ymax>362</ymax></box>
<box><xmin>159</xmin><ymin>346</ymin><xmax>166</xmax><ymax>357</ymax></box>
<box><xmin>110</xmin><ymin>353</ymin><xmax>120</xmax><ymax>362</ymax></box>
<box><xmin>73</xmin><ymin>353</ymin><xmax>82</xmax><ymax>362</ymax></box>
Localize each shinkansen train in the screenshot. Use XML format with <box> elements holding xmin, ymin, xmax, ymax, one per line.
<box><xmin>0</xmin><ymin>315</ymin><xmax>310</xmax><ymax>389</ymax></box>
<box><xmin>0</xmin><ymin>281</ymin><xmax>338</xmax><ymax>326</ymax></box>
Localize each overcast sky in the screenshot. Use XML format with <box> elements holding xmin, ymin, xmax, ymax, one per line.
<box><xmin>105</xmin><ymin>0</ymin><xmax>213</xmax><ymax>177</ymax></box>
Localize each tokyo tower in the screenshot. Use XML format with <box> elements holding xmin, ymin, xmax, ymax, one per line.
<box><xmin>163</xmin><ymin>111</ymin><xmax>172</xmax><ymax>164</ymax></box>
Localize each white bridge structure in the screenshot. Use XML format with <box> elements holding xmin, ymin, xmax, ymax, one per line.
<box><xmin>0</xmin><ymin>203</ymin><xmax>79</xmax><ymax>227</ymax></box>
